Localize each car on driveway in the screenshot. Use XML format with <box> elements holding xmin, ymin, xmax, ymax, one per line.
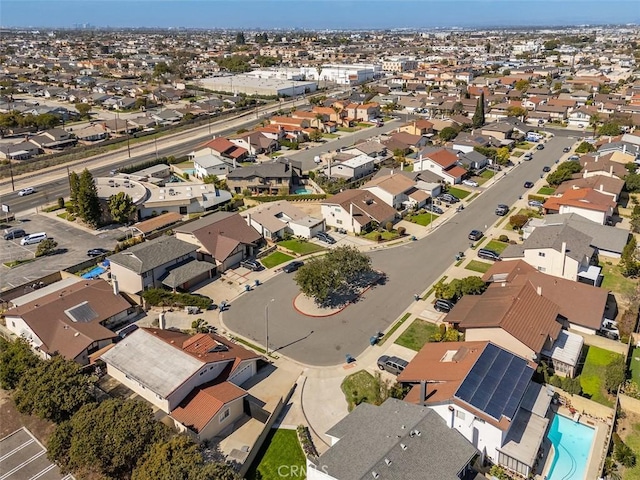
<box><xmin>528</xmin><ymin>200</ymin><xmax>544</xmax><ymax>208</ymax></box>
<box><xmin>439</xmin><ymin>193</ymin><xmax>459</xmax><ymax>204</ymax></box>
<box><xmin>477</xmin><ymin>248</ymin><xmax>501</xmax><ymax>261</ymax></box>
<box><xmin>434</xmin><ymin>298</ymin><xmax>455</xmax><ymax>313</ymax></box>
<box><xmin>18</xmin><ymin>187</ymin><xmax>35</xmax><ymax>196</ymax></box>
<box><xmin>468</xmin><ymin>229</ymin><xmax>483</xmax><ymax>241</ymax></box>
<box><xmin>524</xmin><ymin>181</ymin><xmax>534</xmax><ymax>188</ymax></box>
<box><xmin>87</xmin><ymin>248</ymin><xmax>110</xmax><ymax>257</ymax></box>
<box><xmin>282</xmin><ymin>260</ymin><xmax>304</xmax><ymax>273</ymax></box>
<box><xmin>316</xmin><ymin>232</ymin><xmax>336</xmax><ymax>244</ymax></box>
<box><xmin>542</xmin><ymin>166</ymin><xmax>551</xmax><ymax>172</ymax></box>
<box><xmin>536</xmin><ymin>144</ymin><xmax>545</xmax><ymax>150</ymax></box>
<box><xmin>377</xmin><ymin>355</ymin><xmax>408</xmax><ymax>375</ymax></box>
<box><xmin>425</xmin><ymin>204</ymin><xmax>444</xmax><ymax>215</ymax></box>
<box><xmin>568</xmin><ymin>155</ymin><xmax>580</xmax><ymax>161</ymax></box>
<box><xmin>495</xmin><ymin>204</ymin><xmax>509</xmax><ymax>216</ymax></box>
<box><xmin>240</xmin><ymin>258</ymin><xmax>262</xmax><ymax>271</ymax></box>
<box><xmin>462</xmin><ymin>179</ymin><xmax>479</xmax><ymax>187</ymax></box>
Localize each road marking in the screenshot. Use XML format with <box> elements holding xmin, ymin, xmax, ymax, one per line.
<box><xmin>0</xmin><ymin>438</ymin><xmax>35</xmax><ymax>461</ymax></box>
<box><xmin>28</xmin><ymin>462</ymin><xmax>57</xmax><ymax>480</ymax></box>
<box><xmin>0</xmin><ymin>450</ymin><xmax>45</xmax><ymax>480</ymax></box>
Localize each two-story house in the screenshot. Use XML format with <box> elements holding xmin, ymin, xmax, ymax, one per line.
<box><xmin>226</xmin><ymin>158</ymin><xmax>301</xmax><ymax>195</ymax></box>
<box><xmin>413</xmin><ymin>148</ymin><xmax>467</xmax><ymax>184</ymax></box>
<box><xmin>321</xmin><ymin>189</ymin><xmax>397</xmax><ymax>234</ymax></box>
<box><xmin>28</xmin><ymin>128</ymin><xmax>77</xmax><ymax>149</ymax></box>
<box><xmin>362</xmin><ymin>172</ymin><xmax>430</xmax><ymax>210</ymax></box>
<box><xmin>323</xmin><ymin>154</ymin><xmax>375</xmax><ymax>181</ymax></box>
<box><xmin>543</xmin><ymin>188</ymin><xmax>616</xmax><ymax>225</ymax></box>
<box><xmin>243</xmin><ymin>200</ymin><xmax>325</xmax><ymax>241</ymax></box>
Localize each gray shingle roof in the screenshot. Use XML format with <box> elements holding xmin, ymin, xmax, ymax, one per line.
<box><xmin>521</xmin><ymin>224</ymin><xmax>594</xmax><ymax>263</ymax></box>
<box><xmin>318</xmin><ymin>398</ymin><xmax>477</xmax><ymax>480</ymax></box>
<box><xmin>161</xmin><ymin>259</ymin><xmax>214</xmax><ymax>289</ymax></box>
<box><xmin>108</xmin><ymin>236</ymin><xmax>198</xmax><ymax>274</ymax></box>
<box><xmin>542</xmin><ymin>213</ymin><xmax>629</xmax><ymax>255</ymax></box>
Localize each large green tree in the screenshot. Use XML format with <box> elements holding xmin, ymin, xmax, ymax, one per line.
<box><xmin>76</xmin><ymin>168</ymin><xmax>101</xmax><ymax>226</ymax></box>
<box><xmin>472</xmin><ymin>92</ymin><xmax>485</xmax><ymax>128</ymax></box>
<box><xmin>0</xmin><ymin>338</ymin><xmax>40</xmax><ymax>390</ymax></box>
<box><xmin>620</xmin><ymin>235</ymin><xmax>640</xmax><ymax>277</ymax></box>
<box><xmin>598</xmin><ymin>122</ymin><xmax>622</xmax><ymax>137</ymax></box>
<box><xmin>48</xmin><ymin>399</ymin><xmax>169</xmax><ymax>479</ymax></box>
<box><xmin>439</xmin><ymin>126</ymin><xmax>459</xmax><ymax>142</ymax></box>
<box><xmin>68</xmin><ymin>171</ymin><xmax>80</xmax><ymax>214</ymax></box>
<box><xmin>13</xmin><ymin>356</ymin><xmax>95</xmax><ymax>423</ymax></box>
<box><xmin>74</xmin><ymin>103</ymin><xmax>91</xmax><ymax>119</ymax></box>
<box><xmin>108</xmin><ymin>192</ymin><xmax>136</xmax><ymax>224</ymax></box>
<box><xmin>546</xmin><ymin>161</ymin><xmax>582</xmax><ymax>186</ymax></box>
<box><xmin>604</xmin><ymin>355</ymin><xmax>627</xmax><ymax>393</ymax></box>
<box><xmin>132</xmin><ymin>435</ymin><xmax>239</xmax><ymax>480</ymax></box>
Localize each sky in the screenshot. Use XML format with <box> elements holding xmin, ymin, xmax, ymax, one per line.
<box><xmin>1</xmin><ymin>0</ymin><xmax>638</xmax><ymax>30</ymax></box>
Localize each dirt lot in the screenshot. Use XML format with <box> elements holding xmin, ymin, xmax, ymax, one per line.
<box><xmin>0</xmin><ymin>388</ymin><xmax>56</xmax><ymax>445</ymax></box>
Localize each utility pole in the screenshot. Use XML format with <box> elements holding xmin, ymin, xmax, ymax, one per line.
<box><xmin>8</xmin><ymin>161</ymin><xmax>15</xmax><ymax>192</ymax></box>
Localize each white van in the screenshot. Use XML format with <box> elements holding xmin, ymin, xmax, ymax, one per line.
<box><xmin>21</xmin><ymin>232</ymin><xmax>47</xmax><ymax>245</ymax></box>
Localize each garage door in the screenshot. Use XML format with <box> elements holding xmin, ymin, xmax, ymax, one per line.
<box><xmin>230</xmin><ymin>362</ymin><xmax>254</xmax><ymax>387</ymax></box>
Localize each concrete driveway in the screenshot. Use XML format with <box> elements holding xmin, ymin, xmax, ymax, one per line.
<box><xmin>222</xmin><ymin>136</ymin><xmax>576</xmax><ymax>366</ymax></box>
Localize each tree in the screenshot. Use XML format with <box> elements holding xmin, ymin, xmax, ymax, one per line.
<box><xmin>74</xmin><ymin>102</ymin><xmax>91</xmax><ymax>119</ymax></box>
<box><xmin>68</xmin><ymin>171</ymin><xmax>80</xmax><ymax>214</ymax></box>
<box><xmin>472</xmin><ymin>93</ymin><xmax>485</xmax><ymax>128</ymax></box>
<box><xmin>589</xmin><ymin>113</ymin><xmax>601</xmax><ymax>137</ymax></box>
<box><xmin>509</xmin><ymin>214</ymin><xmax>529</xmax><ymax>230</ymax></box>
<box><xmin>599</xmin><ymin>122</ymin><xmax>621</xmax><ymax>137</ymax></box>
<box><xmin>506</xmin><ymin>106</ymin><xmax>527</xmax><ymax>119</ymax></box>
<box><xmin>0</xmin><ymin>338</ymin><xmax>40</xmax><ymax>390</ymax></box>
<box><xmin>13</xmin><ymin>356</ymin><xmax>95</xmax><ymax>423</ymax></box>
<box><xmin>495</xmin><ymin>147</ymin><xmax>511</xmax><ymax>166</ymax></box>
<box><xmin>575</xmin><ymin>141</ymin><xmax>596</xmax><ymax>154</ymax></box>
<box><xmin>604</xmin><ymin>355</ymin><xmax>627</xmax><ymax>393</ymax></box>
<box><xmin>459</xmin><ymin>276</ymin><xmax>487</xmax><ymax>295</ymax></box>
<box><xmin>35</xmin><ymin>238</ymin><xmax>58</xmax><ymax>257</ymax></box>
<box><xmin>108</xmin><ymin>192</ymin><xmax>136</xmax><ymax>224</ymax></box>
<box><xmin>49</xmin><ymin>399</ymin><xmax>169</xmax><ymax>478</ymax></box>
<box><xmin>153</xmin><ymin>62</ymin><xmax>172</xmax><ymax>78</ymax></box>
<box><xmin>76</xmin><ymin>169</ymin><xmax>101</xmax><ymax>226</ymax></box>
<box><xmin>439</xmin><ymin>126</ymin><xmax>458</xmax><ymax>142</ymax></box>
<box><xmin>620</xmin><ymin>235</ymin><xmax>640</xmax><ymax>277</ymax></box>
<box><xmin>562</xmin><ymin>376</ymin><xmax>582</xmax><ymax>395</ymax></box>
<box><xmin>133</xmin><ymin>436</ymin><xmax>239</xmax><ymax>480</ymax></box>
<box><xmin>625</xmin><ymin>173</ymin><xmax>640</xmax><ymax>193</ymax></box>
<box><xmin>626</xmin><ymin>162</ymin><xmax>638</xmax><ymax>174</ymax></box>
<box><xmin>308</xmin><ymin>128</ymin><xmax>323</xmax><ymax>142</ymax></box>
<box><xmin>546</xmin><ymin>160</ymin><xmax>582</xmax><ymax>186</ymax></box>
<box><xmin>235</xmin><ymin>31</ymin><xmax>246</xmax><ymax>45</ymax></box>
<box><xmin>514</xmin><ymin>79</ymin><xmax>530</xmax><ymax>92</ymax></box>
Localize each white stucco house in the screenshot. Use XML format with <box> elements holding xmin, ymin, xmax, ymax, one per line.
<box><xmin>242</xmin><ymin>200</ymin><xmax>325</xmax><ymax>241</ymax></box>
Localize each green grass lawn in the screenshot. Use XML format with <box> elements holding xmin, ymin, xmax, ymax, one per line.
<box><xmin>465</xmin><ymin>260</ymin><xmax>493</xmax><ymax>273</ymax></box>
<box><xmin>622</xmin><ymin>421</ymin><xmax>640</xmax><ymax>480</ymax></box>
<box><xmin>484</xmin><ymin>240</ymin><xmax>509</xmax><ymax>254</ymax></box>
<box><xmin>323</xmin><ymin>133</ymin><xmax>339</xmax><ymax>138</ymax></box>
<box><xmin>537</xmin><ymin>186</ymin><xmax>556</xmax><ymax>195</ymax></box>
<box><xmin>363</xmin><ymin>230</ymin><xmax>400</xmax><ymax>241</ymax></box>
<box><xmin>277</xmin><ymin>239</ymin><xmax>325</xmax><ymax>255</ymax></box>
<box><xmin>395</xmin><ymin>319</ymin><xmax>439</xmax><ymax>351</ymax></box>
<box><xmin>379</xmin><ymin>313</ymin><xmax>412</xmax><ymax>346</ymax></box>
<box><xmin>261</xmin><ymin>251</ymin><xmax>294</xmax><ymax>269</ymax></box>
<box><xmin>630</xmin><ymin>347</ymin><xmax>640</xmax><ymax>385</ymax></box>
<box><xmin>579</xmin><ymin>345</ymin><xmax>622</xmax><ymax>407</ymax></box>
<box><xmin>515</xmin><ymin>207</ymin><xmax>543</xmax><ymax>219</ymax></box>
<box><xmin>515</xmin><ymin>141</ymin><xmax>535</xmax><ymax>149</ymax></box>
<box><xmin>480</xmin><ymin>170</ymin><xmax>496</xmax><ymax>179</ymax></box>
<box><xmin>447</xmin><ymin>187</ymin><xmax>471</xmax><ymax>199</ymax></box>
<box><xmin>341</xmin><ymin>370</ymin><xmax>383</xmax><ymax>412</ymax></box>
<box><xmin>246</xmin><ymin>429</ymin><xmax>306</xmax><ymax>480</ymax></box>
<box><xmin>56</xmin><ymin>212</ymin><xmax>75</xmax><ymax>221</ymax></box>
<box><xmin>356</xmin><ymin>122</ymin><xmax>373</xmax><ymax>128</ymax></box>
<box><xmin>600</xmin><ymin>261</ymin><xmax>637</xmax><ymax>299</ymax></box>
<box><xmin>408</xmin><ymin>213</ymin><xmax>439</xmax><ymax>226</ymax></box>
<box><xmin>512</xmin><ymin>150</ymin><xmax>524</xmax><ymax>158</ymax></box>
<box><xmin>337</xmin><ymin>127</ymin><xmax>357</xmax><ymax>133</ymax></box>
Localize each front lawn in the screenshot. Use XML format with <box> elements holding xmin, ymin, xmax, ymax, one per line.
<box><xmin>600</xmin><ymin>261</ymin><xmax>637</xmax><ymax>299</ymax></box>
<box><xmin>261</xmin><ymin>251</ymin><xmax>294</xmax><ymax>269</ymax></box>
<box><xmin>631</xmin><ymin>347</ymin><xmax>640</xmax><ymax>385</ymax></box>
<box><xmin>337</xmin><ymin>127</ymin><xmax>357</xmax><ymax>133</ymax></box>
<box><xmin>356</xmin><ymin>122</ymin><xmax>373</xmax><ymax>128</ymax></box>
<box><xmin>480</xmin><ymin>170</ymin><xmax>496</xmax><ymax>179</ymax></box>
<box><xmin>246</xmin><ymin>429</ymin><xmax>306</xmax><ymax>480</ymax></box>
<box><xmin>278</xmin><ymin>239</ymin><xmax>326</xmax><ymax>255</ymax></box>
<box><xmin>537</xmin><ymin>186</ymin><xmax>556</xmax><ymax>195</ymax></box>
<box><xmin>395</xmin><ymin>319</ymin><xmax>439</xmax><ymax>351</ymax></box>
<box><xmin>484</xmin><ymin>239</ymin><xmax>509</xmax><ymax>254</ymax></box>
<box><xmin>341</xmin><ymin>370</ymin><xmax>383</xmax><ymax>412</ymax></box>
<box><xmin>579</xmin><ymin>345</ymin><xmax>622</xmax><ymax>407</ymax></box>
<box><xmin>447</xmin><ymin>187</ymin><xmax>471</xmax><ymax>199</ymax></box>
<box><xmin>622</xmin><ymin>420</ymin><xmax>640</xmax><ymax>480</ymax></box>
<box><xmin>408</xmin><ymin>213</ymin><xmax>439</xmax><ymax>226</ymax></box>
<box><xmin>363</xmin><ymin>230</ymin><xmax>400</xmax><ymax>241</ymax></box>
<box><xmin>465</xmin><ymin>260</ymin><xmax>493</xmax><ymax>273</ymax></box>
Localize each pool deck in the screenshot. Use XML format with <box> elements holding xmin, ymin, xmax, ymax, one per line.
<box><xmin>536</xmin><ymin>404</ymin><xmax>611</xmax><ymax>480</ymax></box>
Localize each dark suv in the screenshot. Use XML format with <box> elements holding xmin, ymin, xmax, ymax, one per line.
<box><xmin>477</xmin><ymin>248</ymin><xmax>501</xmax><ymax>261</ymax></box>
<box><xmin>240</xmin><ymin>258</ymin><xmax>262</xmax><ymax>271</ymax></box>
<box><xmin>495</xmin><ymin>204</ymin><xmax>509</xmax><ymax>216</ymax></box>
<box><xmin>316</xmin><ymin>232</ymin><xmax>336</xmax><ymax>244</ymax></box>
<box><xmin>434</xmin><ymin>298</ymin><xmax>455</xmax><ymax>313</ymax></box>
<box><xmin>377</xmin><ymin>355</ymin><xmax>408</xmax><ymax>375</ymax></box>
<box><xmin>3</xmin><ymin>228</ymin><xmax>26</xmax><ymax>240</ymax></box>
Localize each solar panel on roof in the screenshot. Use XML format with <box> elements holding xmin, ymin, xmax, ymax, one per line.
<box><xmin>64</xmin><ymin>301</ymin><xmax>98</xmax><ymax>323</ymax></box>
<box><xmin>455</xmin><ymin>343</ymin><xmax>534</xmax><ymax>421</ymax></box>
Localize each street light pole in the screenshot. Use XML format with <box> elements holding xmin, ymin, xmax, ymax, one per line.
<box><xmin>265</xmin><ymin>299</ymin><xmax>274</xmax><ymax>356</ymax></box>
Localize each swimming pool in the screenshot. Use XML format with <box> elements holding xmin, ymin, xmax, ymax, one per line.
<box><xmin>546</xmin><ymin>414</ymin><xmax>595</xmax><ymax>480</ymax></box>
<box><xmin>82</xmin><ymin>266</ymin><xmax>106</xmax><ymax>279</ymax></box>
<box><xmin>294</xmin><ymin>188</ymin><xmax>314</xmax><ymax>195</ymax></box>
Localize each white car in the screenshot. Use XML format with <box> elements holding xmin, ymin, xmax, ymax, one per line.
<box><xmin>18</xmin><ymin>187</ymin><xmax>35</xmax><ymax>196</ymax></box>
<box><xmin>462</xmin><ymin>179</ymin><xmax>479</xmax><ymax>187</ymax></box>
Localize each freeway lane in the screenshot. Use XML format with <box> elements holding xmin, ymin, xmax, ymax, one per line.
<box><xmin>222</xmin><ymin>135</ymin><xmax>575</xmax><ymax>366</ymax></box>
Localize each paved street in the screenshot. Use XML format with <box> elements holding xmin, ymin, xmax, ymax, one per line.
<box><xmin>222</xmin><ymin>135</ymin><xmax>575</xmax><ymax>366</ymax></box>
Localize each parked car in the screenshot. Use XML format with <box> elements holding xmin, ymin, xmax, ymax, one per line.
<box><xmin>542</xmin><ymin>166</ymin><xmax>551</xmax><ymax>172</ymax></box>
<box><xmin>523</xmin><ymin>153</ymin><xmax>533</xmax><ymax>161</ymax></box>
<box><xmin>528</xmin><ymin>200</ymin><xmax>544</xmax><ymax>208</ymax></box>
<box><xmin>568</xmin><ymin>155</ymin><xmax>580</xmax><ymax>161</ymax></box>
<box><xmin>524</xmin><ymin>181</ymin><xmax>534</xmax><ymax>188</ymax></box>
<box><xmin>21</xmin><ymin>232</ymin><xmax>47</xmax><ymax>245</ymax></box>
<box><xmin>597</xmin><ymin>329</ymin><xmax>619</xmax><ymax>341</ymax></box>
<box><xmin>495</xmin><ymin>204</ymin><xmax>509</xmax><ymax>216</ymax></box>
<box><xmin>18</xmin><ymin>187</ymin><xmax>35</xmax><ymax>196</ymax></box>
<box><xmin>563</xmin><ymin>147</ymin><xmax>571</xmax><ymax>153</ymax></box>
<box><xmin>87</xmin><ymin>248</ymin><xmax>110</xmax><ymax>257</ymax></box>
<box><xmin>3</xmin><ymin>228</ymin><xmax>26</xmax><ymax>240</ymax></box>
<box><xmin>316</xmin><ymin>232</ymin><xmax>336</xmax><ymax>244</ymax></box>
<box><xmin>282</xmin><ymin>260</ymin><xmax>304</xmax><ymax>273</ymax></box>
<box><xmin>536</xmin><ymin>144</ymin><xmax>545</xmax><ymax>150</ymax></box>
<box><xmin>434</xmin><ymin>298</ymin><xmax>455</xmax><ymax>313</ymax></box>
<box><xmin>462</xmin><ymin>179</ymin><xmax>479</xmax><ymax>187</ymax></box>
<box><xmin>425</xmin><ymin>204</ymin><xmax>444</xmax><ymax>215</ymax></box>
<box><xmin>468</xmin><ymin>229</ymin><xmax>483</xmax><ymax>241</ymax></box>
<box><xmin>240</xmin><ymin>258</ymin><xmax>262</xmax><ymax>271</ymax></box>
<box><xmin>477</xmin><ymin>248</ymin><xmax>501</xmax><ymax>261</ymax></box>
<box><xmin>377</xmin><ymin>355</ymin><xmax>408</xmax><ymax>375</ymax></box>
<box><xmin>439</xmin><ymin>193</ymin><xmax>460</xmax><ymax>204</ymax></box>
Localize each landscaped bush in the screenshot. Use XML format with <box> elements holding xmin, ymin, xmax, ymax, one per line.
<box><xmin>141</xmin><ymin>288</ymin><xmax>212</xmax><ymax>309</ymax></box>
<box><xmin>296</xmin><ymin>425</ymin><xmax>319</xmax><ymax>459</ymax></box>
<box><xmin>498</xmin><ymin>234</ymin><xmax>509</xmax><ymax>242</ymax></box>
<box><xmin>527</xmin><ymin>194</ymin><xmax>546</xmax><ymax>203</ymax></box>
<box><xmin>509</xmin><ymin>214</ymin><xmax>528</xmax><ymax>230</ymax></box>
<box><xmin>397</xmin><ymin>226</ymin><xmax>406</xmax><ymax>236</ymax></box>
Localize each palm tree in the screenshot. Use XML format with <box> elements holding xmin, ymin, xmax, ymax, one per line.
<box><xmin>589</xmin><ymin>113</ymin><xmax>601</xmax><ymax>138</ymax></box>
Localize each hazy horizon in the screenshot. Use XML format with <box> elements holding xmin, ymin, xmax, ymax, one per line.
<box><xmin>2</xmin><ymin>1</ymin><xmax>639</xmax><ymax>30</ymax></box>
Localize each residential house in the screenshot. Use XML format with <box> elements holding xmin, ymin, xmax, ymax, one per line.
<box><xmin>535</xmin><ymin>104</ymin><xmax>568</xmax><ymax>121</ymax></box>
<box><xmin>243</xmin><ymin>200</ymin><xmax>325</xmax><ymax>240</ymax></box>
<box><xmin>4</xmin><ymin>278</ymin><xmax>135</xmax><ymax>365</ymax></box>
<box><xmin>543</xmin><ymin>188</ymin><xmax>616</xmax><ymax>225</ymax></box>
<box><xmin>413</xmin><ymin>148</ymin><xmax>467</xmax><ymax>184</ymax></box>
<box><xmin>580</xmin><ymin>153</ymin><xmax>630</xmax><ymax>179</ymax></box>
<box><xmin>103</xmin><ymin>118</ymin><xmax>136</xmax><ymax>134</ymax></box>
<box><xmin>355</xmin><ymin>102</ymin><xmax>381</xmax><ymax>122</ymax></box>
<box><xmin>385</xmin><ymin>131</ymin><xmax>429</xmax><ymax>151</ymax></box>
<box><xmin>108</xmin><ymin>236</ymin><xmax>213</xmax><ymax>294</ymax></box>
<box><xmin>29</xmin><ymin>128</ymin><xmax>76</xmax><ymax>149</ymax></box>
<box><xmin>323</xmin><ymin>154</ymin><xmax>376</xmax><ymax>181</ymax></box>
<box><xmin>344</xmin><ymin>140</ymin><xmax>391</xmax><ymax>164</ymax></box>
<box><xmin>174</xmin><ymin>212</ymin><xmax>263</xmax><ymax>272</ymax></box>
<box><xmin>362</xmin><ymin>172</ymin><xmax>430</xmax><ymax>210</ymax></box>
<box><xmin>151</xmin><ymin>109</ymin><xmax>184</xmax><ymax>125</ymax></box>
<box><xmin>226</xmin><ymin>158</ymin><xmax>301</xmax><ymax>195</ymax></box>
<box><xmin>307</xmin><ymin>398</ymin><xmax>478</xmax><ymax>480</ymax></box>
<box><xmin>139</xmin><ymin>182</ymin><xmax>232</xmax><ymax>218</ymax></box>
<box><xmin>452</xmin><ymin>133</ymin><xmax>501</xmax><ymax>154</ymax></box>
<box><xmin>101</xmin><ymin>327</ymin><xmax>260</xmax><ymax>442</ymax></box>
<box><xmin>75</xmin><ymin>124</ymin><xmax>109</xmax><ymax>142</ymax></box>
<box><xmin>523</xmin><ymin>213</ymin><xmax>629</xmax><ymax>258</ymax></box>
<box><xmin>198</xmin><ymin>137</ymin><xmax>249</xmax><ymax>162</ymax></box>
<box><xmin>398</xmin><ymin>119</ymin><xmax>434</xmax><ymax>136</ymax></box>
<box><xmin>229</xmin><ymin>132</ymin><xmax>279</xmax><ymax>155</ymax></box>
<box><xmin>192</xmin><ymin>153</ymin><xmax>236</xmax><ymax>179</ymax></box>
<box><xmin>0</xmin><ymin>141</ymin><xmax>41</xmax><ymax>160</ymax></box>
<box><xmin>269</xmin><ymin>115</ymin><xmax>310</xmax><ymax>130</ymax></box>
<box><xmin>321</xmin><ymin>189</ymin><xmax>397</xmax><ymax>234</ymax></box>
<box><xmin>481</xmin><ymin>122</ymin><xmax>515</xmax><ymax>141</ymax></box>
<box><xmin>554</xmin><ymin>174</ymin><xmax>624</xmax><ymax>203</ymax></box>
<box><xmin>398</xmin><ymin>341</ymin><xmax>550</xmax><ymax>478</ymax></box>
<box><xmin>500</xmin><ymin>224</ymin><xmax>600</xmax><ymax>285</ymax></box>
<box><xmin>482</xmin><ymin>260</ymin><xmax>612</xmax><ymax>335</ymax></box>
<box><xmin>456</xmin><ymin>150</ymin><xmax>490</xmax><ymax>171</ymax></box>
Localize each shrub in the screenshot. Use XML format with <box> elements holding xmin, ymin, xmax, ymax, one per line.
<box><xmin>297</xmin><ymin>425</ymin><xmax>319</xmax><ymax>458</ymax></box>
<box><xmin>615</xmin><ymin>439</ymin><xmax>636</xmax><ymax>467</ymax></box>
<box><xmin>57</xmin><ymin>197</ymin><xmax>65</xmax><ymax>209</ymax></box>
<box><xmin>498</xmin><ymin>234</ymin><xmax>509</xmax><ymax>242</ymax></box>
<box><xmin>35</xmin><ymin>238</ymin><xmax>58</xmax><ymax>257</ymax></box>
<box><xmin>509</xmin><ymin>214</ymin><xmax>529</xmax><ymax>229</ymax></box>
<box><xmin>141</xmin><ymin>288</ymin><xmax>212</xmax><ymax>309</ymax></box>
<box><xmin>373</xmin><ymin>232</ymin><xmax>382</xmax><ymax>242</ymax></box>
<box><xmin>385</xmin><ymin>221</ymin><xmax>393</xmax><ymax>232</ymax></box>
<box><xmin>397</xmin><ymin>226</ymin><xmax>406</xmax><ymax>236</ymax></box>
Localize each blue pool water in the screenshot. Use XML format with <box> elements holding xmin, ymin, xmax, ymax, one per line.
<box><xmin>82</xmin><ymin>266</ymin><xmax>106</xmax><ymax>279</ymax></box>
<box><xmin>294</xmin><ymin>188</ymin><xmax>313</xmax><ymax>195</ymax></box>
<box><xmin>182</xmin><ymin>168</ymin><xmax>196</xmax><ymax>175</ymax></box>
<box><xmin>546</xmin><ymin>414</ymin><xmax>595</xmax><ymax>480</ymax></box>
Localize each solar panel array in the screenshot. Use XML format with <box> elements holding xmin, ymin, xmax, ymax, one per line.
<box><xmin>455</xmin><ymin>343</ymin><xmax>533</xmax><ymax>421</ymax></box>
<box><xmin>64</xmin><ymin>301</ymin><xmax>99</xmax><ymax>323</ymax></box>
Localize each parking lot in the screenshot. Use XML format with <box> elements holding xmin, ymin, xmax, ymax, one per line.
<box><xmin>0</xmin><ymin>428</ymin><xmax>72</xmax><ymax>480</ymax></box>
<box><xmin>1</xmin><ymin>213</ymin><xmax>122</xmax><ymax>290</ymax></box>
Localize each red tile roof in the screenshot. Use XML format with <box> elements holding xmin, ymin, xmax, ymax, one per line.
<box><xmin>426</xmin><ymin>148</ymin><xmax>458</xmax><ymax>168</ymax></box>
<box><xmin>543</xmin><ymin>187</ymin><xmax>616</xmax><ymax>213</ymax></box>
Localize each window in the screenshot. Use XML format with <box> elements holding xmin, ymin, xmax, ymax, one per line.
<box><xmin>456</xmin><ymin>410</ymin><xmax>466</xmax><ymax>420</ymax></box>
<box><xmin>336</xmin><ymin>219</ymin><xmax>343</xmax><ymax>225</ymax></box>
<box><xmin>219</xmin><ymin>408</ymin><xmax>230</xmax><ymax>422</ymax></box>
<box><xmin>142</xmin><ymin>271</ymin><xmax>151</xmax><ymax>278</ymax></box>
<box><xmin>538</xmin><ymin>252</ymin><xmax>546</xmax><ymax>257</ymax></box>
<box><xmin>11</xmin><ymin>321</ymin><xmax>15</xmax><ymax>328</ymax></box>
<box><xmin>179</xmin><ymin>206</ymin><xmax>187</xmax><ymax>214</ymax></box>
<box><xmin>538</xmin><ymin>266</ymin><xmax>546</xmax><ymax>272</ymax></box>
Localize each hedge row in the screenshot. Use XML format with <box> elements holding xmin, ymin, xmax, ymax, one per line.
<box><xmin>250</xmin><ymin>194</ymin><xmax>327</xmax><ymax>203</ymax></box>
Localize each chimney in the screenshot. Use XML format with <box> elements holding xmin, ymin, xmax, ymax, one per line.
<box><xmin>609</xmin><ymin>165</ymin><xmax>613</xmax><ymax>176</ymax></box>
<box><xmin>233</xmin><ymin>158</ymin><xmax>237</xmax><ymax>169</ymax></box>
<box><xmin>247</xmin><ymin>213</ymin><xmax>252</xmax><ymax>227</ymax></box>
<box><xmin>595</xmin><ymin>153</ymin><xmax>600</xmax><ymax>161</ymax></box>
<box><xmin>609</xmin><ymin>137</ymin><xmax>612</xmax><ymax>143</ymax></box>
<box><xmin>600</xmin><ymin>184</ymin><xmax>604</xmax><ymax>192</ymax></box>
<box><xmin>112</xmin><ymin>278</ymin><xmax>119</xmax><ymax>296</ymax></box>
<box><xmin>623</xmin><ymin>145</ymin><xmax>627</xmax><ymax>154</ymax></box>
<box><xmin>419</xmin><ymin>380</ymin><xmax>427</xmax><ymax>406</ymax></box>
<box><xmin>159</xmin><ymin>312</ymin><xmax>166</xmax><ymax>330</ymax></box>
<box><xmin>390</xmin><ymin>169</ymin><xmax>394</xmax><ymax>175</ymax></box>
<box><xmin>561</xmin><ymin>241</ymin><xmax>567</xmax><ymax>255</ymax></box>
<box><xmin>536</xmin><ymin>285</ymin><xmax>542</xmax><ymax>296</ymax></box>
